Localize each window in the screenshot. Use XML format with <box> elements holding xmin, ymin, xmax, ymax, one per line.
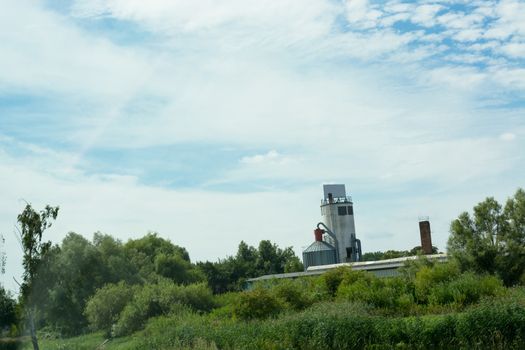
<box><xmin>347</xmin><ymin>206</ymin><xmax>354</xmax><ymax>215</ymax></box>
<box><xmin>338</xmin><ymin>206</ymin><xmax>347</xmax><ymax>216</ymax></box>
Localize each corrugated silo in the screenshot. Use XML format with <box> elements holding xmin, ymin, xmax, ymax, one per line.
<box><xmin>302</xmin><ymin>228</ymin><xmax>337</xmax><ymax>269</ymax></box>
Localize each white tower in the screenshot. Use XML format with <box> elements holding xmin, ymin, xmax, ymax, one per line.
<box><xmin>320</xmin><ymin>184</ymin><xmax>361</xmax><ymax>262</ymax></box>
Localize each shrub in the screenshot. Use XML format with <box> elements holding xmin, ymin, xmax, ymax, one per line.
<box><xmin>84</xmin><ymin>282</ymin><xmax>135</xmax><ymax>335</ymax></box>
<box><xmin>336</xmin><ymin>272</ymin><xmax>413</xmax><ymax>313</ymax></box>
<box><xmin>414</xmin><ymin>262</ymin><xmax>460</xmax><ymax>303</ymax></box>
<box><xmin>233</xmin><ymin>286</ymin><xmax>282</xmax><ymax>320</ymax></box>
<box><xmin>428</xmin><ymin>273</ymin><xmax>504</xmax><ymax>307</ymax></box>
<box><xmin>272</xmin><ymin>279</ymin><xmax>314</xmax><ymax>311</ymax></box>
<box><xmin>112</xmin><ymin>280</ymin><xmax>214</xmax><ymax>336</ymax></box>
<box><xmin>321</xmin><ymin>267</ymin><xmax>350</xmax><ymax>297</ymax></box>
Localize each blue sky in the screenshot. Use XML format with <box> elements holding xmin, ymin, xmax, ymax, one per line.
<box><xmin>1</xmin><ymin>0</ymin><xmax>524</xmax><ymax>292</ymax></box>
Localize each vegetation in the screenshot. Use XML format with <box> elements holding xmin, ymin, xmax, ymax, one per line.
<box><xmin>2</xmin><ymin>187</ymin><xmax>524</xmax><ymax>349</ymax></box>
<box><xmin>197</xmin><ymin>240</ymin><xmax>303</xmax><ymax>293</ymax></box>
<box><xmin>17</xmin><ymin>204</ymin><xmax>59</xmax><ymax>350</ymax></box>
<box><xmin>361</xmin><ymin>245</ymin><xmax>439</xmax><ymax>261</ymax></box>
<box><xmin>448</xmin><ymin>188</ymin><xmax>525</xmax><ymax>286</ymax></box>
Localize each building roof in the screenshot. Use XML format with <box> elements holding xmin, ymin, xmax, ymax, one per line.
<box><xmin>303</xmin><ymin>240</ymin><xmax>335</xmax><ymax>253</ymax></box>
<box><xmin>306</xmin><ymin>253</ymin><xmax>448</xmax><ymax>272</ymax></box>
<box><xmin>246</xmin><ymin>254</ymin><xmax>448</xmax><ymax>283</ymax></box>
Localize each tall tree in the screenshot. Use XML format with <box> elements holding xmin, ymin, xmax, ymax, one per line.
<box><xmin>17</xmin><ymin>204</ymin><xmax>59</xmax><ymax>350</ymax></box>
<box><xmin>447</xmin><ymin>188</ymin><xmax>525</xmax><ymax>285</ymax></box>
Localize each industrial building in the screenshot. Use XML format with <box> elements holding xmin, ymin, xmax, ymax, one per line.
<box><xmin>303</xmin><ymin>184</ymin><xmax>362</xmax><ymax>269</ymax></box>
<box><xmin>246</xmin><ymin>184</ymin><xmax>446</xmax><ymax>288</ymax></box>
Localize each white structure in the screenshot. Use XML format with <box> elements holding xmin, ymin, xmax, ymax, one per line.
<box><xmin>321</xmin><ymin>184</ymin><xmax>361</xmax><ymax>262</ymax></box>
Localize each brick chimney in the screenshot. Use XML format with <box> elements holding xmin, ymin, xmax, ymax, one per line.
<box><xmin>419</xmin><ymin>219</ymin><xmax>433</xmax><ymax>255</ymax></box>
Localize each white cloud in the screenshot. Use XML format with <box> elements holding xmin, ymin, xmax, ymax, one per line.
<box><xmin>240</xmin><ymin>150</ymin><xmax>287</xmax><ymax>165</ymax></box>
<box><xmin>0</xmin><ymin>1</ymin><xmax>152</xmax><ymax>100</ymax></box>
<box><xmin>426</xmin><ymin>66</ymin><xmax>486</xmax><ymax>89</ymax></box>
<box><xmin>484</xmin><ymin>0</ymin><xmax>525</xmax><ymax>40</ymax></box>
<box><xmin>345</xmin><ymin>0</ymin><xmax>383</xmax><ymax>29</ymax></box>
<box><xmin>411</xmin><ymin>4</ymin><xmax>443</xmax><ymax>27</ymax></box>
<box><xmin>499</xmin><ymin>42</ymin><xmax>525</xmax><ymax>58</ymax></box>
<box><xmin>500</xmin><ymin>132</ymin><xmax>516</xmax><ymax>141</ymax></box>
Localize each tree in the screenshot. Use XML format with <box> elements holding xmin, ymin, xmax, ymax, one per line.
<box><xmin>361</xmin><ymin>246</ymin><xmax>439</xmax><ymax>262</ymax></box>
<box><xmin>17</xmin><ymin>203</ymin><xmax>59</xmax><ymax>350</ymax></box>
<box><xmin>199</xmin><ymin>240</ymin><xmax>304</xmax><ymax>293</ymax></box>
<box><xmin>42</xmin><ymin>232</ymin><xmax>107</xmax><ymax>335</ymax></box>
<box><xmin>0</xmin><ymin>286</ymin><xmax>17</xmax><ymax>334</ymax></box>
<box><xmin>84</xmin><ymin>281</ymin><xmax>135</xmax><ymax>336</ymax></box>
<box><xmin>447</xmin><ymin>188</ymin><xmax>525</xmax><ymax>286</ymax></box>
<box><xmin>124</xmin><ymin>232</ymin><xmax>191</xmax><ymax>282</ymax></box>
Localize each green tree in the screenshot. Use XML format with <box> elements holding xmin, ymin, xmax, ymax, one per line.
<box><xmin>42</xmin><ymin>232</ymin><xmax>107</xmax><ymax>335</ymax></box>
<box><xmin>84</xmin><ymin>281</ymin><xmax>136</xmax><ymax>336</ymax></box>
<box><xmin>199</xmin><ymin>240</ymin><xmax>304</xmax><ymax>293</ymax></box>
<box><xmin>448</xmin><ymin>188</ymin><xmax>525</xmax><ymax>285</ymax></box>
<box><xmin>93</xmin><ymin>232</ymin><xmax>139</xmax><ymax>284</ymax></box>
<box><xmin>0</xmin><ymin>286</ymin><xmax>17</xmax><ymax>333</ymax></box>
<box><xmin>124</xmin><ymin>233</ymin><xmax>191</xmax><ymax>282</ymax></box>
<box><xmin>17</xmin><ymin>203</ymin><xmax>59</xmax><ymax>350</ymax></box>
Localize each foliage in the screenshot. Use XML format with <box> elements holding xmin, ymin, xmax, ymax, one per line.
<box><xmin>130</xmin><ymin>291</ymin><xmax>525</xmax><ymax>350</ymax></box>
<box><xmin>448</xmin><ymin>188</ymin><xmax>525</xmax><ymax>286</ymax></box>
<box><xmin>84</xmin><ymin>282</ymin><xmax>135</xmax><ymax>335</ymax></box>
<box><xmin>413</xmin><ymin>261</ymin><xmax>461</xmax><ymax>303</ymax></box>
<box><xmin>320</xmin><ymin>267</ymin><xmax>348</xmax><ymax>297</ymax></box>
<box><xmin>0</xmin><ymin>286</ymin><xmax>18</xmax><ymax>333</ymax></box>
<box><xmin>17</xmin><ymin>204</ymin><xmax>59</xmax><ymax>300</ymax></box>
<box><xmin>233</xmin><ymin>286</ymin><xmax>283</xmax><ymax>320</ymax></box>
<box><xmin>111</xmin><ymin>280</ymin><xmax>214</xmax><ymax>336</ymax></box>
<box><xmin>337</xmin><ymin>272</ymin><xmax>413</xmax><ymax>311</ymax></box>
<box><xmin>124</xmin><ymin>233</ymin><xmax>193</xmax><ymax>282</ymax></box>
<box><xmin>40</xmin><ymin>233</ymin><xmax>109</xmax><ymax>335</ymax></box>
<box><xmin>362</xmin><ymin>245</ymin><xmax>438</xmax><ymax>261</ymax></box>
<box><xmin>17</xmin><ymin>203</ymin><xmax>59</xmax><ymax>350</ymax></box>
<box><xmin>29</xmin><ymin>231</ymin><xmax>203</xmax><ymax>336</ymax></box>
<box><xmin>428</xmin><ymin>272</ymin><xmax>504</xmax><ymax>307</ymax></box>
<box><xmin>197</xmin><ymin>240</ymin><xmax>304</xmax><ymax>294</ymax></box>
<box><xmin>272</xmin><ymin>279</ymin><xmax>315</xmax><ymax>311</ymax></box>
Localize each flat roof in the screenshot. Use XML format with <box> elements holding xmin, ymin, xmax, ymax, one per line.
<box><xmin>246</xmin><ymin>254</ymin><xmax>448</xmax><ymax>283</ymax></box>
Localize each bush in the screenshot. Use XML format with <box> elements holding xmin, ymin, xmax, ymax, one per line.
<box><xmin>131</xmin><ymin>292</ymin><xmax>525</xmax><ymax>350</ymax></box>
<box><xmin>84</xmin><ymin>282</ymin><xmax>136</xmax><ymax>335</ymax></box>
<box><xmin>112</xmin><ymin>280</ymin><xmax>214</xmax><ymax>336</ymax></box>
<box><xmin>336</xmin><ymin>272</ymin><xmax>413</xmax><ymax>313</ymax></box>
<box><xmin>272</xmin><ymin>279</ymin><xmax>314</xmax><ymax>311</ymax></box>
<box><xmin>233</xmin><ymin>286</ymin><xmax>282</xmax><ymax>320</ymax></box>
<box><xmin>414</xmin><ymin>262</ymin><xmax>460</xmax><ymax>303</ymax></box>
<box><xmin>429</xmin><ymin>273</ymin><xmax>504</xmax><ymax>307</ymax></box>
<box><xmin>321</xmin><ymin>267</ymin><xmax>350</xmax><ymax>297</ymax></box>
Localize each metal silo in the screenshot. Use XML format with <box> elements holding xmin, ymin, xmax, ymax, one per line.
<box><xmin>302</xmin><ymin>228</ymin><xmax>337</xmax><ymax>269</ymax></box>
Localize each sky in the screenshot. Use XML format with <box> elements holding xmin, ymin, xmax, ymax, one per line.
<box><xmin>1</xmin><ymin>0</ymin><xmax>524</xmax><ymax>293</ymax></box>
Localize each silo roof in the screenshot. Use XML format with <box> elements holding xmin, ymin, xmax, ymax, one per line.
<box><xmin>303</xmin><ymin>240</ymin><xmax>335</xmax><ymax>253</ymax></box>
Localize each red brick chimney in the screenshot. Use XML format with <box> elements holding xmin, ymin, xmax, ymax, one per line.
<box><xmin>419</xmin><ymin>219</ymin><xmax>433</xmax><ymax>255</ymax></box>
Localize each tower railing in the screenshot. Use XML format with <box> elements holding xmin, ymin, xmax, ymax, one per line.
<box><xmin>320</xmin><ymin>196</ymin><xmax>353</xmax><ymax>205</ymax></box>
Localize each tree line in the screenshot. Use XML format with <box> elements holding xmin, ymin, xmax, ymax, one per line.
<box><xmin>0</xmin><ymin>225</ymin><xmax>303</xmax><ymax>341</ymax></box>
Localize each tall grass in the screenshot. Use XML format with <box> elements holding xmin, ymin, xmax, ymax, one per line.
<box><xmin>130</xmin><ymin>290</ymin><xmax>525</xmax><ymax>350</ymax></box>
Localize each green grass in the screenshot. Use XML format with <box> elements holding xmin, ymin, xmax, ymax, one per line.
<box><xmin>20</xmin><ymin>332</ymin><xmax>137</xmax><ymax>350</ymax></box>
